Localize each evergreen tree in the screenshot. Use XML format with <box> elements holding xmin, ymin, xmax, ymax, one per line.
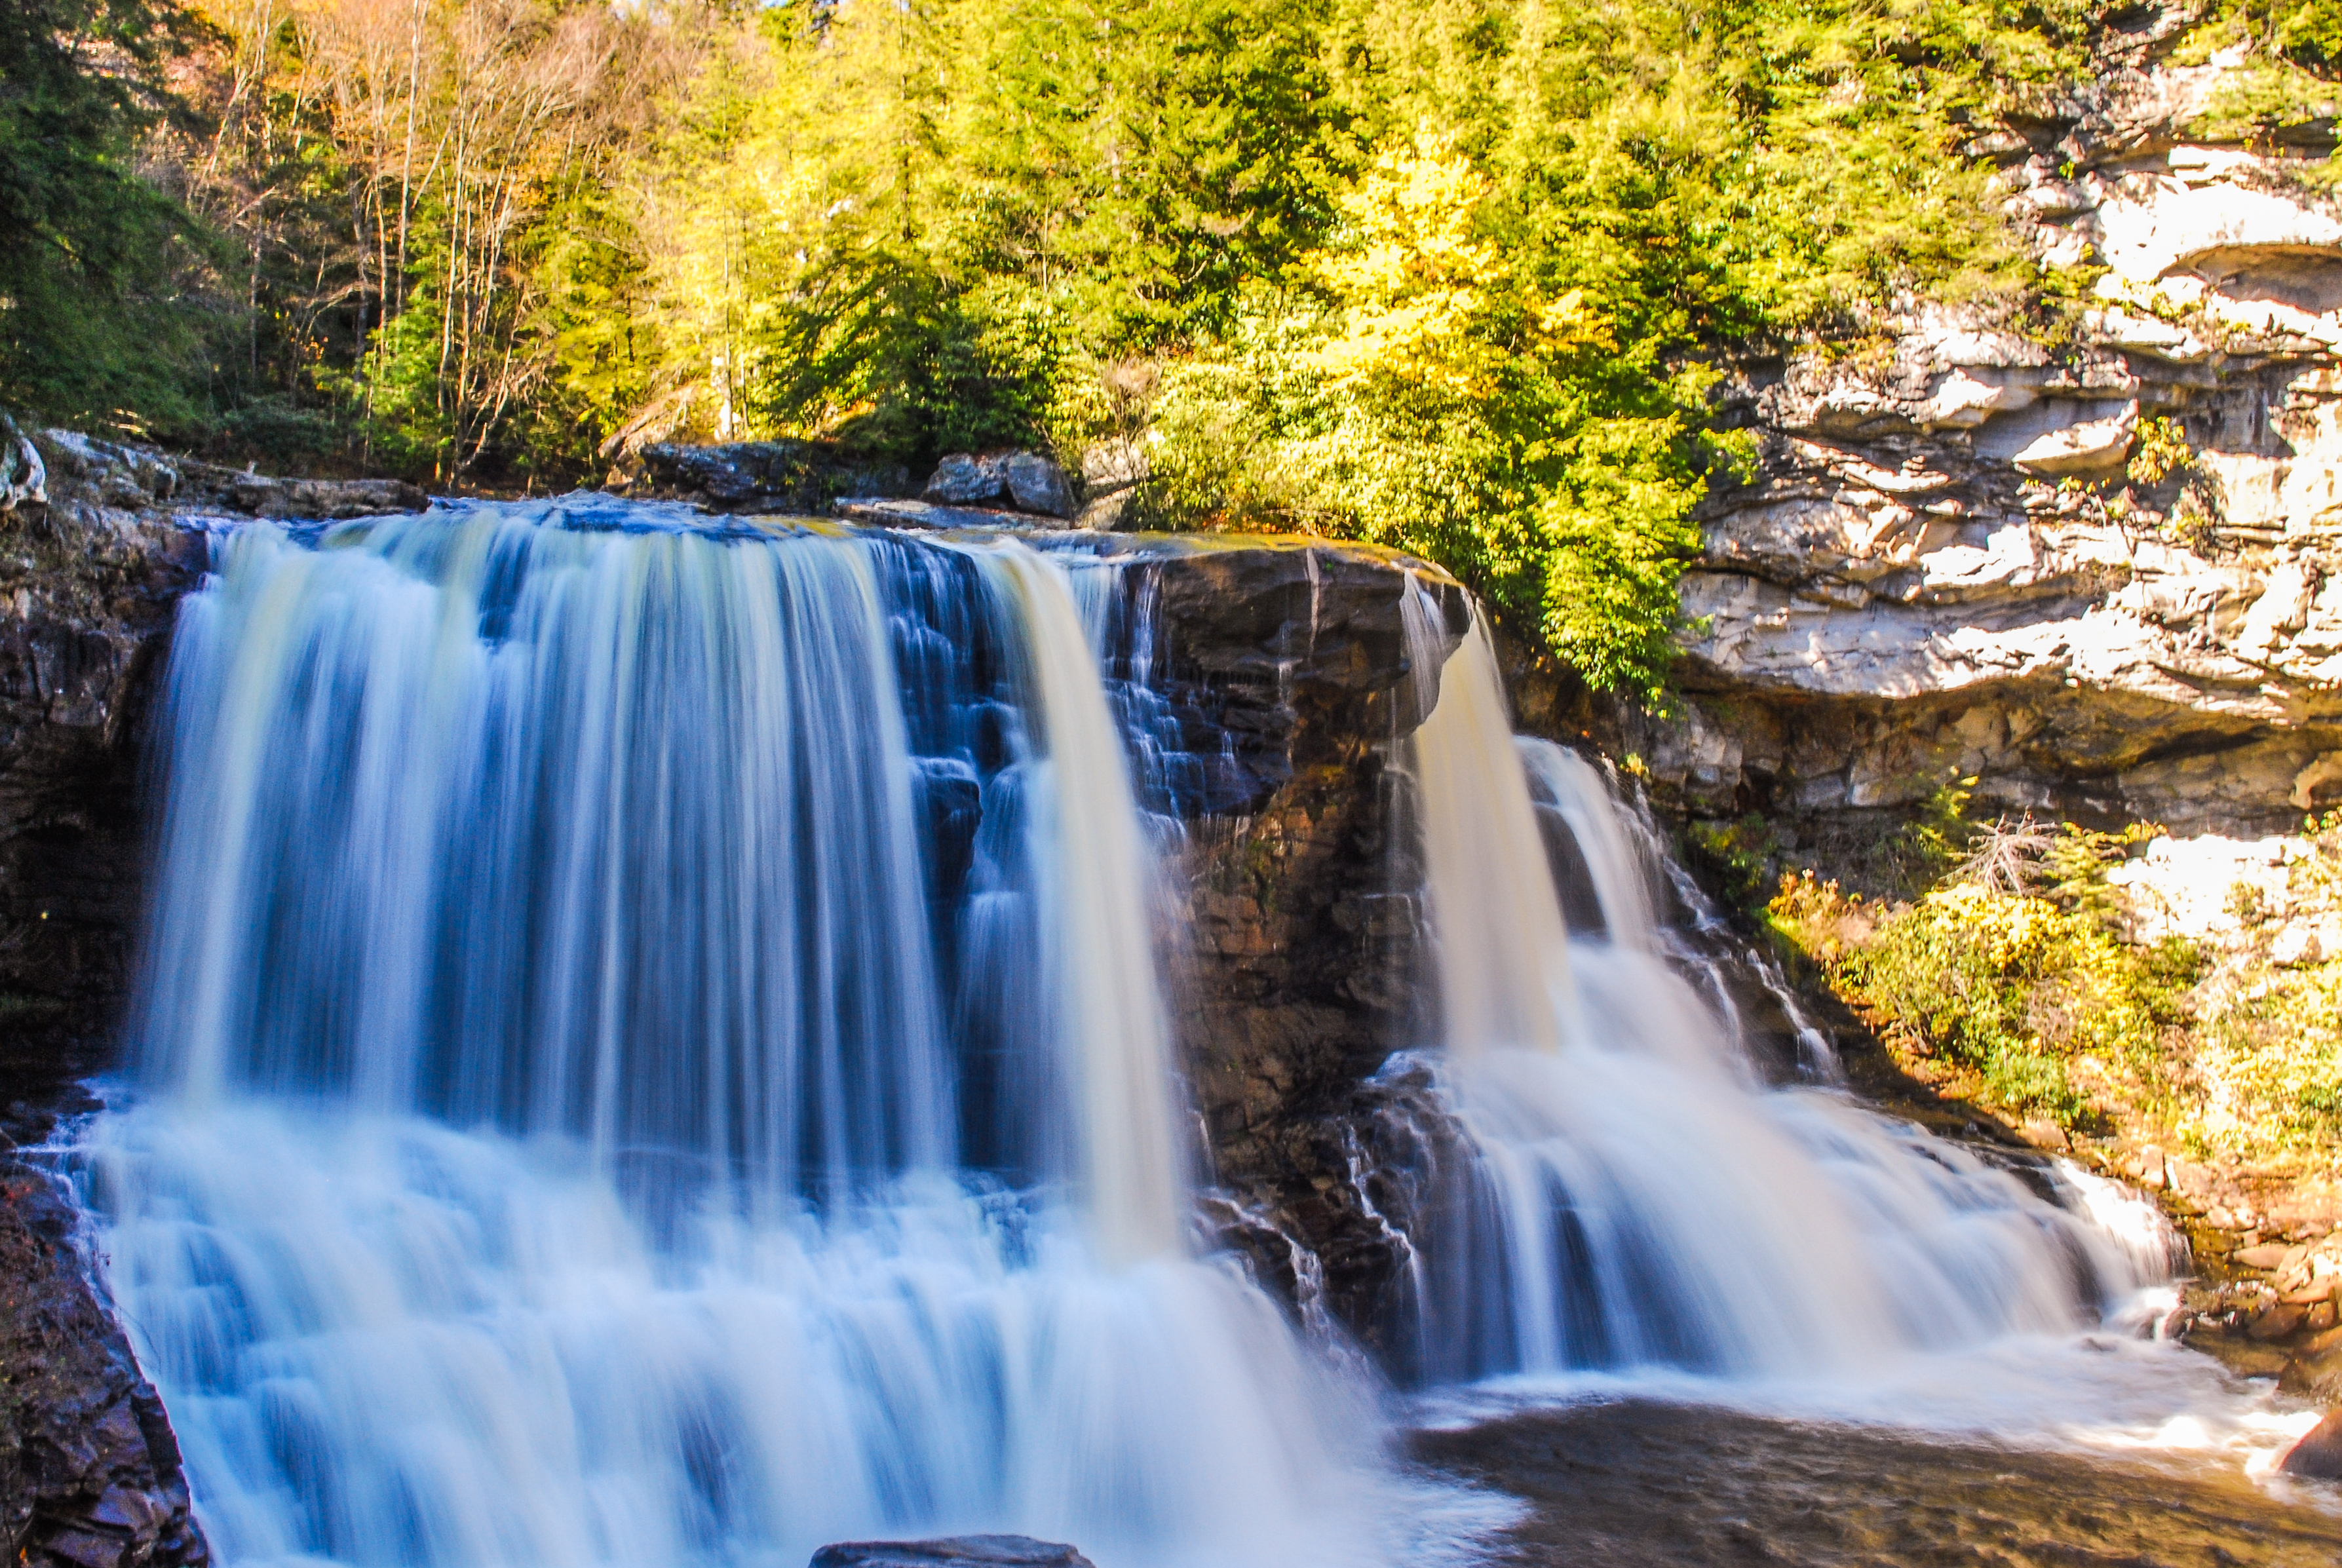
<box><xmin>0</xmin><ymin>0</ymin><xmax>210</xmax><ymax>428</ymax></box>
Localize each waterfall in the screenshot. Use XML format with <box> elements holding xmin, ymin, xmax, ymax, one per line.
<box><xmin>1394</xmin><ymin>617</ymin><xmax>2173</xmax><ymax>1385</ymax></box>
<box><xmin>79</xmin><ymin>500</ymin><xmax>1410</xmax><ymax>1568</ymax></box>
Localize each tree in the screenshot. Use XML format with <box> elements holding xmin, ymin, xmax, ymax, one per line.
<box><xmin>0</xmin><ymin>0</ymin><xmax>212</xmax><ymax>428</ymax></box>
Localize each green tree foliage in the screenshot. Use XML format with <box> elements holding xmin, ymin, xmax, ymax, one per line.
<box><xmin>12</xmin><ymin>0</ymin><xmax>2156</xmax><ymax>691</ymax></box>
<box><xmin>0</xmin><ymin>0</ymin><xmax>212</xmax><ymax>428</ymax></box>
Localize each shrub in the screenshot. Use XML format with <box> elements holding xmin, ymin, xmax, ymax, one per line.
<box><xmin>1771</xmin><ymin>827</ymin><xmax>2200</xmax><ymax>1129</ymax></box>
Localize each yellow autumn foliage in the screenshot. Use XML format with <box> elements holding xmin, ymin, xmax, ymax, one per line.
<box><xmin>1310</xmin><ymin>128</ymin><xmax>1603</xmax><ymax>401</ymax></box>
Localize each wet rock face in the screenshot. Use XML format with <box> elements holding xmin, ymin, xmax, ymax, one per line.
<box><xmin>1050</xmin><ymin>537</ymin><xmax>1471</xmax><ymax>1348</ymax></box>
<box><xmin>0</xmin><ymin>1166</ymin><xmax>206</xmax><ymax>1568</ymax></box>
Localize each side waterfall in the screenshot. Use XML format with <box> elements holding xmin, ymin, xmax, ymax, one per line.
<box><xmin>80</xmin><ymin>503</ymin><xmax>1394</xmax><ymax>1568</ymax></box>
<box><xmin>1391</xmin><ymin>617</ymin><xmax>2178</xmax><ymax>1385</ymax></box>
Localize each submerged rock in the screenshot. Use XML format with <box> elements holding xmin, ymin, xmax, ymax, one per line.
<box><xmin>809</xmin><ymin>1537</ymin><xmax>1094</xmax><ymax>1567</ymax></box>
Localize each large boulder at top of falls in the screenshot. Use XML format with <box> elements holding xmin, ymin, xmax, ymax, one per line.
<box><xmin>809</xmin><ymin>1537</ymin><xmax>1095</xmax><ymax>1568</ymax></box>
<box><xmin>922</xmin><ymin>451</ymin><xmax>1075</xmax><ymax>518</ymax></box>
<box><xmin>630</xmin><ymin>438</ymin><xmax>912</xmax><ymax>514</ymax></box>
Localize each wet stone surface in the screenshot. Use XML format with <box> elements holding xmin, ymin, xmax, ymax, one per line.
<box><xmin>0</xmin><ymin>1166</ymin><xmax>206</xmax><ymax>1567</ymax></box>
<box><xmin>1411</xmin><ymin>1402</ymin><xmax>2342</xmax><ymax>1567</ymax></box>
<box><xmin>809</xmin><ymin>1539</ymin><xmax>1094</xmax><ymax>1568</ymax></box>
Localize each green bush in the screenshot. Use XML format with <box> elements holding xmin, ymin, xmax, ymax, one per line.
<box><xmin>1771</xmin><ymin>822</ymin><xmax>2201</xmax><ymax>1128</ymax></box>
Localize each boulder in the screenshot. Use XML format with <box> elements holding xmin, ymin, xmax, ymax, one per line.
<box><xmin>2280</xmin><ymin>1408</ymin><xmax>2342</xmax><ymax>1480</ymax></box>
<box><xmin>923</xmin><ymin>451</ymin><xmax>1010</xmax><ymax>507</ymax></box>
<box><xmin>1080</xmin><ymin>438</ymin><xmax>1147</xmax><ymax>495</ymax></box>
<box><xmin>809</xmin><ymin>1538</ymin><xmax>1094</xmax><ymax>1568</ymax></box>
<box><xmin>921</xmin><ymin>451</ymin><xmax>1076</xmax><ymax>518</ymax></box>
<box><xmin>999</xmin><ymin>451</ymin><xmax>1073</xmax><ymax>517</ymax></box>
<box><xmin>2009</xmin><ymin>404</ymin><xmax>2136</xmax><ymax>478</ymax></box>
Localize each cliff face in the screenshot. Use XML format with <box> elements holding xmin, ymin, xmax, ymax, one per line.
<box><xmin>1069</xmin><ymin>538</ymin><xmax>1470</xmax><ymax>1346</ymax></box>
<box><xmin>1621</xmin><ymin>37</ymin><xmax>2342</xmax><ymax>849</ymax></box>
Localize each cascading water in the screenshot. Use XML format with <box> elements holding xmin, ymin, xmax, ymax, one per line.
<box><xmin>55</xmin><ymin>496</ymin><xmax>2323</xmax><ymax>1568</ymax></box>
<box><xmin>73</xmin><ymin>500</ymin><xmax>1412</xmax><ymax>1568</ymax></box>
<box><xmin>1392</xmin><ymin>615</ymin><xmax>2187</xmax><ymax>1389</ymax></box>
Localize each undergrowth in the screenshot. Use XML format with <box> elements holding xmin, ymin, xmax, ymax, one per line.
<box><xmin>2189</xmin><ymin>810</ymin><xmax>2342</xmax><ymax>1151</ymax></box>
<box><xmin>1769</xmin><ymin>818</ymin><xmax>2197</xmax><ymax>1130</ymax></box>
<box><xmin>1773</xmin><ymin>797</ymin><xmax>2342</xmax><ymax>1158</ymax></box>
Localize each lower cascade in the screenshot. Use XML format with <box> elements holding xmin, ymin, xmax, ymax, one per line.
<box><xmin>62</xmin><ymin>501</ymin><xmax>2295</xmax><ymax>1568</ymax></box>
<box><xmin>1386</xmin><ymin>621</ymin><xmax>2176</xmax><ymax>1387</ymax></box>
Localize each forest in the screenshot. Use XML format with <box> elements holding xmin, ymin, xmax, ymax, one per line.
<box><xmin>9</xmin><ymin>0</ymin><xmax>2337</xmax><ymax>693</ymax></box>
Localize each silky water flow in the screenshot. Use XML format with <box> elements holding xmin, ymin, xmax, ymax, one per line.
<box><xmin>1390</xmin><ymin>605</ymin><xmax>2319</xmax><ymax>1467</ymax></box>
<box><xmin>62</xmin><ymin>503</ymin><xmax>2325</xmax><ymax>1568</ymax></box>
<box><xmin>72</xmin><ymin>501</ymin><xmax>1404</xmax><ymax>1568</ymax></box>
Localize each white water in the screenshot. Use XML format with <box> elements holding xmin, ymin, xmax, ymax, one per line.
<box><xmin>68</xmin><ymin>499</ymin><xmax>2326</xmax><ymax>1566</ymax></box>
<box><xmin>79</xmin><ymin>502</ymin><xmax>1433</xmax><ymax>1568</ymax></box>
<box><xmin>1398</xmin><ymin>618</ymin><xmax>2321</xmax><ymax>1465</ymax></box>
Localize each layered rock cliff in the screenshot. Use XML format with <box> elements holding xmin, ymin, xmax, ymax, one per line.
<box><xmin>1614</xmin><ymin>26</ymin><xmax>2342</xmax><ymax>851</ymax></box>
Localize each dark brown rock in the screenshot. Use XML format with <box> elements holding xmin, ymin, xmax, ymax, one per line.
<box><xmin>2280</xmin><ymin>1408</ymin><xmax>2342</xmax><ymax>1480</ymax></box>
<box><xmin>0</xmin><ymin>440</ymin><xmax>207</xmax><ymax>1116</ymax></box>
<box><xmin>1046</xmin><ymin>535</ymin><xmax>1472</xmax><ymax>1348</ymax></box>
<box><xmin>809</xmin><ymin>1537</ymin><xmax>1094</xmax><ymax>1568</ymax></box>
<box><xmin>0</xmin><ymin>1165</ymin><xmax>206</xmax><ymax>1567</ymax></box>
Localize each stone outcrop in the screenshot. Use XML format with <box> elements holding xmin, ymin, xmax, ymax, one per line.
<box><xmin>628</xmin><ymin>439</ymin><xmax>912</xmax><ymax>514</ymax></box>
<box><xmin>1626</xmin><ymin>23</ymin><xmax>2342</xmax><ymax>844</ymax></box>
<box><xmin>0</xmin><ymin>1165</ymin><xmax>206</xmax><ymax>1568</ymax></box>
<box><xmin>1041</xmin><ymin>534</ymin><xmax>1471</xmax><ymax>1345</ymax></box>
